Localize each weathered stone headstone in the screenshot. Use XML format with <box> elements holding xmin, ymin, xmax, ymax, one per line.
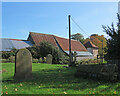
<box><xmin>73</xmin><ymin>51</ymin><xmax>77</xmax><ymax>62</ymax></box>
<box><xmin>46</xmin><ymin>54</ymin><xmax>53</xmax><ymax>64</ymax></box>
<box><xmin>14</xmin><ymin>48</ymin><xmax>32</xmax><ymax>80</ymax></box>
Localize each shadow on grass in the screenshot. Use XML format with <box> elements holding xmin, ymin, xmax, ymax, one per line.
<box><xmin>2</xmin><ymin>65</ymin><xmax>119</xmax><ymax>92</ymax></box>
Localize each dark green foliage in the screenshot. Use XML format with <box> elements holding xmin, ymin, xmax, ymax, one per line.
<box><xmin>102</xmin><ymin>14</ymin><xmax>120</xmax><ymax>60</ymax></box>
<box><xmin>28</xmin><ymin>41</ymin><xmax>69</xmax><ymax>64</ymax></box>
<box><xmin>39</xmin><ymin>41</ymin><xmax>54</xmax><ymax>59</ymax></box>
<box><xmin>2</xmin><ymin>48</ymin><xmax>18</xmax><ymax>59</ymax></box>
<box><xmin>2</xmin><ymin>51</ymin><xmax>11</xmax><ymax>59</ymax></box>
<box><xmin>39</xmin><ymin>41</ymin><xmax>68</xmax><ymax>64</ymax></box>
<box><xmin>71</xmin><ymin>33</ymin><xmax>85</xmax><ymax>44</ymax></box>
<box><xmin>27</xmin><ymin>46</ymin><xmax>41</xmax><ymax>59</ymax></box>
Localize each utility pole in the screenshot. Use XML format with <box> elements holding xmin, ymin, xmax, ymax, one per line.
<box><xmin>102</xmin><ymin>40</ymin><xmax>103</xmax><ymax>63</ymax></box>
<box><xmin>68</xmin><ymin>15</ymin><xmax>72</xmax><ymax>67</ymax></box>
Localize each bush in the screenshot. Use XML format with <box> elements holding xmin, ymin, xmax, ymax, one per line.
<box><xmin>2</xmin><ymin>48</ymin><xmax>18</xmax><ymax>59</ymax></box>
<box><xmin>2</xmin><ymin>59</ymin><xmax>10</xmax><ymax>63</ymax></box>
<box><xmin>28</xmin><ymin>41</ymin><xmax>69</xmax><ymax>64</ymax></box>
<box><xmin>32</xmin><ymin>59</ymin><xmax>39</xmax><ymax>63</ymax></box>
<box><xmin>38</xmin><ymin>58</ymin><xmax>43</xmax><ymax>63</ymax></box>
<box><xmin>2</xmin><ymin>51</ymin><xmax>11</xmax><ymax>59</ymax></box>
<box><xmin>9</xmin><ymin>56</ymin><xmax>15</xmax><ymax>63</ymax></box>
<box><xmin>38</xmin><ymin>41</ymin><xmax>69</xmax><ymax>64</ymax></box>
<box><xmin>44</xmin><ymin>57</ymin><xmax>46</xmax><ymax>63</ymax></box>
<box><xmin>76</xmin><ymin>58</ymin><xmax>101</xmax><ymax>65</ymax></box>
<box><xmin>27</xmin><ymin>46</ymin><xmax>41</xmax><ymax>59</ymax></box>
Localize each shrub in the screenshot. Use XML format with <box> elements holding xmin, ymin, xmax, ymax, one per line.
<box><xmin>28</xmin><ymin>41</ymin><xmax>69</xmax><ymax>64</ymax></box>
<box><xmin>32</xmin><ymin>59</ymin><xmax>39</xmax><ymax>63</ymax></box>
<box><xmin>76</xmin><ymin>58</ymin><xmax>101</xmax><ymax>65</ymax></box>
<box><xmin>44</xmin><ymin>57</ymin><xmax>46</xmax><ymax>63</ymax></box>
<box><xmin>2</xmin><ymin>51</ymin><xmax>11</xmax><ymax>59</ymax></box>
<box><xmin>2</xmin><ymin>48</ymin><xmax>18</xmax><ymax>59</ymax></box>
<box><xmin>2</xmin><ymin>59</ymin><xmax>10</xmax><ymax>63</ymax></box>
<box><xmin>38</xmin><ymin>58</ymin><xmax>43</xmax><ymax>63</ymax></box>
<box><xmin>9</xmin><ymin>56</ymin><xmax>15</xmax><ymax>63</ymax></box>
<box><xmin>39</xmin><ymin>41</ymin><xmax>68</xmax><ymax>64</ymax></box>
<box><xmin>27</xmin><ymin>46</ymin><xmax>41</xmax><ymax>59</ymax></box>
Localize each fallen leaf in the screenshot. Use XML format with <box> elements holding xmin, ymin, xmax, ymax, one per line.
<box><xmin>5</xmin><ymin>92</ymin><xmax>8</xmax><ymax>94</ymax></box>
<box><xmin>64</xmin><ymin>91</ymin><xmax>67</xmax><ymax>94</ymax></box>
<box><xmin>14</xmin><ymin>88</ymin><xmax>18</xmax><ymax>92</ymax></box>
<box><xmin>20</xmin><ymin>84</ymin><xmax>22</xmax><ymax>86</ymax></box>
<box><xmin>114</xmin><ymin>91</ymin><xmax>116</xmax><ymax>94</ymax></box>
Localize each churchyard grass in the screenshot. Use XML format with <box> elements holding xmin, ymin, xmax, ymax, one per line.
<box><xmin>2</xmin><ymin>63</ymin><xmax>120</xmax><ymax>94</ymax></box>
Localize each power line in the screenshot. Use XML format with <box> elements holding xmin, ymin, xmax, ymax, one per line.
<box><xmin>71</xmin><ymin>17</ymin><xmax>90</xmax><ymax>38</ymax></box>
<box><xmin>71</xmin><ymin>16</ymin><xmax>99</xmax><ymax>41</ymax></box>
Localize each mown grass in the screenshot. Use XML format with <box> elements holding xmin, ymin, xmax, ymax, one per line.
<box><xmin>1</xmin><ymin>63</ymin><xmax>120</xmax><ymax>95</ymax></box>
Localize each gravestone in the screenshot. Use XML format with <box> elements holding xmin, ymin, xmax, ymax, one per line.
<box><xmin>73</xmin><ymin>51</ymin><xmax>77</xmax><ymax>63</ymax></box>
<box><xmin>46</xmin><ymin>54</ymin><xmax>53</xmax><ymax>64</ymax></box>
<box><xmin>14</xmin><ymin>48</ymin><xmax>32</xmax><ymax>80</ymax></box>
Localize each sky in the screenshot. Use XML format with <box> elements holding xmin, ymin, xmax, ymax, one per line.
<box><xmin>2</xmin><ymin>2</ymin><xmax>118</xmax><ymax>40</ymax></box>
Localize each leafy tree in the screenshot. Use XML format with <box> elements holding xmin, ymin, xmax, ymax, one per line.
<box><xmin>39</xmin><ymin>41</ymin><xmax>68</xmax><ymax>64</ymax></box>
<box><xmin>2</xmin><ymin>48</ymin><xmax>18</xmax><ymax>59</ymax></box>
<box><xmin>102</xmin><ymin>13</ymin><xmax>120</xmax><ymax>60</ymax></box>
<box><xmin>39</xmin><ymin>41</ymin><xmax>54</xmax><ymax>62</ymax></box>
<box><xmin>27</xmin><ymin>41</ymin><xmax>68</xmax><ymax>64</ymax></box>
<box><xmin>71</xmin><ymin>33</ymin><xmax>85</xmax><ymax>44</ymax></box>
<box><xmin>27</xmin><ymin>45</ymin><xmax>41</xmax><ymax>59</ymax></box>
<box><xmin>84</xmin><ymin>34</ymin><xmax>107</xmax><ymax>56</ymax></box>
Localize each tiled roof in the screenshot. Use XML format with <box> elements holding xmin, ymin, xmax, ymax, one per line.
<box><xmin>84</xmin><ymin>41</ymin><xmax>98</xmax><ymax>49</ymax></box>
<box><xmin>29</xmin><ymin>32</ymin><xmax>57</xmax><ymax>47</ymax></box>
<box><xmin>54</xmin><ymin>36</ymin><xmax>87</xmax><ymax>51</ymax></box>
<box><xmin>29</xmin><ymin>32</ymin><xmax>87</xmax><ymax>52</ymax></box>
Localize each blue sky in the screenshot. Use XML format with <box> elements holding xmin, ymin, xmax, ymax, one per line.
<box><xmin>2</xmin><ymin>2</ymin><xmax>118</xmax><ymax>40</ymax></box>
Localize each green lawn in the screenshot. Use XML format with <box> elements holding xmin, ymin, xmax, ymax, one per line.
<box><xmin>1</xmin><ymin>63</ymin><xmax>120</xmax><ymax>94</ymax></box>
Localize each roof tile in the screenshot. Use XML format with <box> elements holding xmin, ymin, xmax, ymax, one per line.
<box><xmin>29</xmin><ymin>32</ymin><xmax>87</xmax><ymax>52</ymax></box>
<box><xmin>84</xmin><ymin>41</ymin><xmax>98</xmax><ymax>49</ymax></box>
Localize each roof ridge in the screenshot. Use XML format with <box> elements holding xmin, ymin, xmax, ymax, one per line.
<box><xmin>29</xmin><ymin>32</ymin><xmax>82</xmax><ymax>42</ymax></box>
<box><xmin>29</xmin><ymin>32</ymin><xmax>53</xmax><ymax>36</ymax></box>
<box><xmin>54</xmin><ymin>35</ymin><xmax>79</xmax><ymax>42</ymax></box>
<box><xmin>0</xmin><ymin>38</ymin><xmax>25</xmax><ymax>41</ymax></box>
<box><xmin>85</xmin><ymin>41</ymin><xmax>98</xmax><ymax>48</ymax></box>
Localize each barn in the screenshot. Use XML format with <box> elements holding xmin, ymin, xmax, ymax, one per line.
<box><xmin>27</xmin><ymin>32</ymin><xmax>93</xmax><ymax>59</ymax></box>
<box><xmin>1</xmin><ymin>32</ymin><xmax>93</xmax><ymax>59</ymax></box>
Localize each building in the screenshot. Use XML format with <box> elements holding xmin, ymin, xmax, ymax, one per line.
<box><xmin>28</xmin><ymin>32</ymin><xmax>93</xmax><ymax>59</ymax></box>
<box><xmin>84</xmin><ymin>41</ymin><xmax>98</xmax><ymax>58</ymax></box>
<box><xmin>0</xmin><ymin>38</ymin><xmax>33</xmax><ymax>51</ymax></box>
<box><xmin>1</xmin><ymin>32</ymin><xmax>94</xmax><ymax>60</ymax></box>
